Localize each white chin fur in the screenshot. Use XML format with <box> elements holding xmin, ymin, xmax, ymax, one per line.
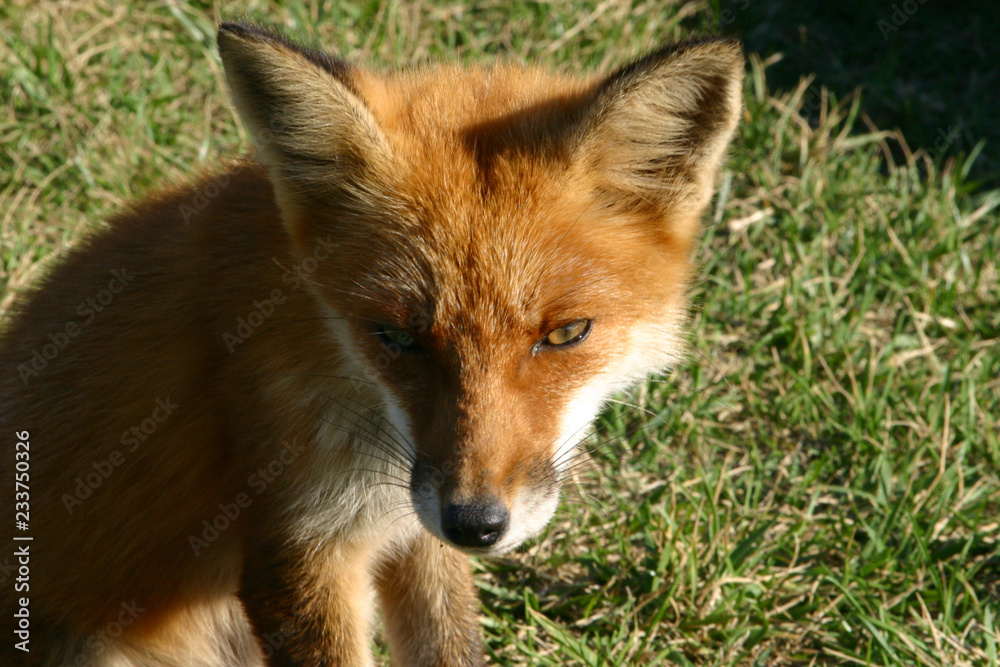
<box><xmin>493</xmin><ymin>487</ymin><xmax>560</xmax><ymax>553</ymax></box>
<box><xmin>409</xmin><ymin>476</ymin><xmax>560</xmax><ymax>555</ymax></box>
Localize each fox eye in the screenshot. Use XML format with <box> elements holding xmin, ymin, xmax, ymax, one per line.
<box><xmin>541</xmin><ymin>319</ymin><xmax>592</xmax><ymax>348</ymax></box>
<box><xmin>376</xmin><ymin>325</ymin><xmax>424</xmax><ymax>354</ymax></box>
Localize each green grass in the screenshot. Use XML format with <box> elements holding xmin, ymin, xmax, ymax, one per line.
<box><xmin>2</xmin><ymin>1</ymin><xmax>997</xmax><ymax>665</ymax></box>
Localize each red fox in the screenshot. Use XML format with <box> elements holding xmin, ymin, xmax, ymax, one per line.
<box><xmin>0</xmin><ymin>21</ymin><xmax>743</xmax><ymax>666</ymax></box>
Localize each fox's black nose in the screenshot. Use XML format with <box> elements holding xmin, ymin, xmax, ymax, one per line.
<box><xmin>442</xmin><ymin>501</ymin><xmax>509</xmax><ymax>548</ymax></box>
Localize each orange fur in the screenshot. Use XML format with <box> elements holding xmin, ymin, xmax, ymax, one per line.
<box><xmin>0</xmin><ymin>21</ymin><xmax>742</xmax><ymax>665</ymax></box>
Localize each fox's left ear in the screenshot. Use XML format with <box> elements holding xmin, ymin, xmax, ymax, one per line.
<box><xmin>217</xmin><ymin>22</ymin><xmax>394</xmax><ymax>207</ymax></box>
<box><xmin>574</xmin><ymin>38</ymin><xmax>743</xmax><ymax>229</ymax></box>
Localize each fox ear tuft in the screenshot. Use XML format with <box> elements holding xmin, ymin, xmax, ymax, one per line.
<box><xmin>575</xmin><ymin>38</ymin><xmax>744</xmax><ymax>221</ymax></box>
<box><xmin>217</xmin><ymin>22</ymin><xmax>393</xmax><ymax>199</ymax></box>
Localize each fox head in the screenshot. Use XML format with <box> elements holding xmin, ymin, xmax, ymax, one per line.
<box><xmin>218</xmin><ymin>23</ymin><xmax>742</xmax><ymax>554</ymax></box>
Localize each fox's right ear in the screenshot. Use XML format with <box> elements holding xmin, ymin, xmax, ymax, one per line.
<box><xmin>217</xmin><ymin>22</ymin><xmax>393</xmax><ymax>202</ymax></box>
<box><xmin>573</xmin><ymin>38</ymin><xmax>744</xmax><ymax>242</ymax></box>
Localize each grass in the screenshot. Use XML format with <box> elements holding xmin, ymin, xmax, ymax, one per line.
<box><xmin>718</xmin><ymin>0</ymin><xmax>1000</xmax><ymax>190</ymax></box>
<box><xmin>2</xmin><ymin>1</ymin><xmax>997</xmax><ymax>665</ymax></box>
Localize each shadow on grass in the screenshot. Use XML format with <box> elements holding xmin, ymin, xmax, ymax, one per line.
<box><xmin>699</xmin><ymin>0</ymin><xmax>999</xmax><ymax>190</ymax></box>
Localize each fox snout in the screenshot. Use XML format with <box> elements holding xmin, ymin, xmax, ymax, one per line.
<box><xmin>408</xmin><ymin>454</ymin><xmax>559</xmax><ymax>553</ymax></box>
<box><xmin>442</xmin><ymin>501</ymin><xmax>510</xmax><ymax>548</ymax></box>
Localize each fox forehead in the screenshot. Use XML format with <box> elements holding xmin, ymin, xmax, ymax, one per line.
<box><xmin>332</xmin><ymin>66</ymin><xmax>673</xmax><ymax>335</ymax></box>
<box><xmin>342</xmin><ymin>168</ymin><xmax>661</xmax><ymax>348</ymax></box>
<box><xmin>347</xmin><ymin>195</ymin><xmax>639</xmax><ymax>347</ymax></box>
<box><xmin>353</xmin><ymin>64</ymin><xmax>594</xmax><ymax>148</ymax></box>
